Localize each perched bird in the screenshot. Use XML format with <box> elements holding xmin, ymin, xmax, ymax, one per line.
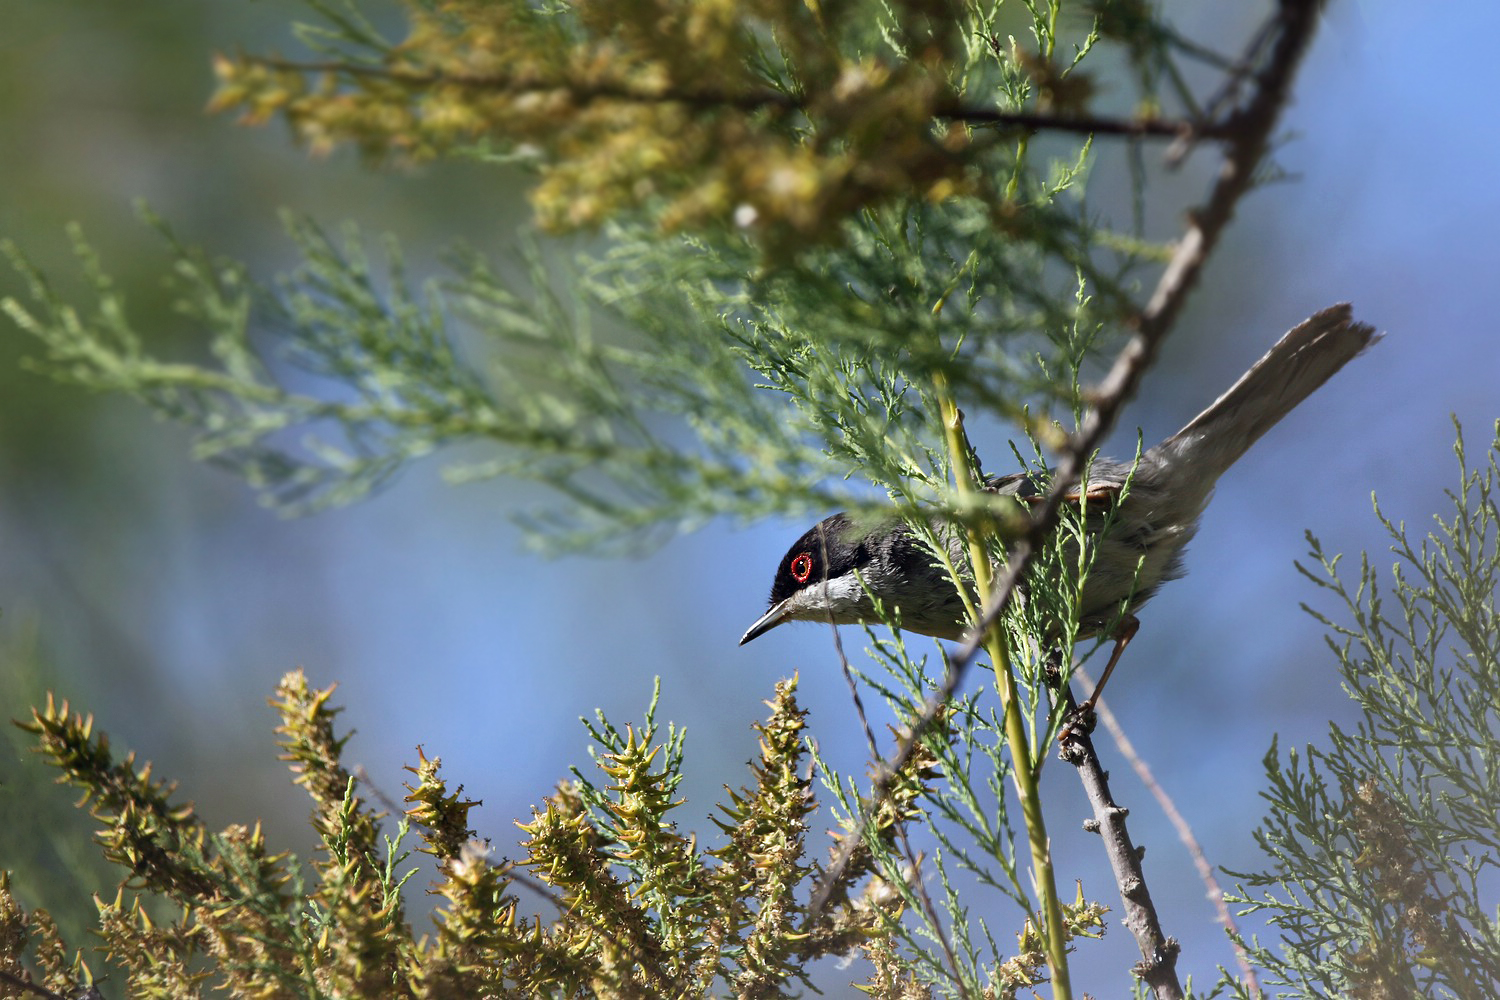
<box><xmin>740</xmin><ymin>305</ymin><xmax>1378</xmax><ymax>679</ymax></box>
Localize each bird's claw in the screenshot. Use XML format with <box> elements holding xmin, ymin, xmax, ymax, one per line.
<box><xmin>1058</xmin><ymin>701</ymin><xmax>1097</xmax><ymax>746</ymax></box>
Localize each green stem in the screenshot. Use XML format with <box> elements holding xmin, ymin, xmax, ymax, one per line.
<box><xmin>934</xmin><ymin>375</ymin><xmax>1072</xmax><ymax>1000</ymax></box>
<box><xmin>1005</xmin><ymin>1</ymin><xmax>1062</xmax><ymax>201</ymax></box>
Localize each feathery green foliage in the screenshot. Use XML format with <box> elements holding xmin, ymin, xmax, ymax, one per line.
<box><xmin>2</xmin><ymin>0</ymin><xmax>1146</xmax><ymax>544</ymax></box>
<box><xmin>1230</xmin><ymin>420</ymin><xmax>1500</xmax><ymax>1000</ymax></box>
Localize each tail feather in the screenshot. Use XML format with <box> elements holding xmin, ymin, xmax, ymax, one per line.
<box><xmin>1153</xmin><ymin>303</ymin><xmax>1379</xmax><ymax>479</ymax></box>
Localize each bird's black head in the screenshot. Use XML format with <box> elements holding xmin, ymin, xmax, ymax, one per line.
<box><xmin>764</xmin><ymin>514</ymin><xmax>870</xmax><ymax>606</ymax></box>
<box><xmin>740</xmin><ymin>514</ymin><xmax>879</xmax><ymax>645</ymax></box>
<box><xmin>741</xmin><ymin>512</ymin><xmax>974</xmax><ymax>645</ymax></box>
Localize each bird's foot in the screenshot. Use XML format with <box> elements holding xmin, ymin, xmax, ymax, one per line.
<box><xmin>1058</xmin><ymin>702</ymin><xmax>1097</xmax><ymax>747</ymax></box>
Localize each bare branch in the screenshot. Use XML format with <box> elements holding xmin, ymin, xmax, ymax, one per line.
<box><xmin>1082</xmin><ymin>678</ymin><xmax>1263</xmax><ymax>998</ymax></box>
<box><xmin>1059</xmin><ymin>683</ymin><xmax>1182</xmax><ymax>999</ymax></box>
<box><xmin>246</xmin><ymin>56</ymin><xmax>1234</xmax><ymax>142</ymax></box>
<box><xmin>0</xmin><ymin>968</ymin><xmax>83</xmax><ymax>1000</ymax></box>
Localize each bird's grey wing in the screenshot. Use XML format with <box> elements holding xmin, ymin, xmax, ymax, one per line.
<box><xmin>984</xmin><ymin>465</ymin><xmax>1134</xmax><ymax>505</ymax></box>
<box><xmin>984</xmin><ymin>470</ymin><xmax>1044</xmax><ymax>498</ymax></box>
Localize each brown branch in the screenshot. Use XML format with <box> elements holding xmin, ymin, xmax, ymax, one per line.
<box><xmin>1080</xmin><ymin>677</ymin><xmax>1263</xmax><ymax>998</ymax></box>
<box><xmin>1058</xmin><ymin>678</ymin><xmax>1183</xmax><ymax>998</ymax></box>
<box><xmin>244</xmin><ymin>56</ymin><xmax>1232</xmax><ymax>142</ymax></box>
<box><xmin>0</xmin><ymin>968</ymin><xmax>85</xmax><ymax>1000</ymax></box>
<box><xmin>937</xmin><ymin>103</ymin><xmax>1227</xmax><ymax>140</ymax></box>
<box><xmin>805</xmin><ymin>0</ymin><xmax>1328</xmax><ymax>945</ymax></box>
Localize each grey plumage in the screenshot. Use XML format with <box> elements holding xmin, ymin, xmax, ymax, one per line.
<box><xmin>740</xmin><ymin>304</ymin><xmax>1378</xmax><ymax>646</ymax></box>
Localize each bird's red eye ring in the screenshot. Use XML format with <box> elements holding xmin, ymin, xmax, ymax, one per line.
<box><xmin>790</xmin><ymin>552</ymin><xmax>814</xmax><ymax>583</ymax></box>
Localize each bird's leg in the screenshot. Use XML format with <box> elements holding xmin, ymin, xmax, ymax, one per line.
<box><xmin>1060</xmin><ymin>613</ymin><xmax>1139</xmax><ymax>743</ymax></box>
<box><xmin>1084</xmin><ymin>613</ymin><xmax>1139</xmax><ymax>710</ymax></box>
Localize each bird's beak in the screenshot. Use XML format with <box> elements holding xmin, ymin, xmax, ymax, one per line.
<box><xmin>739</xmin><ymin>599</ymin><xmax>793</xmax><ymax>645</ymax></box>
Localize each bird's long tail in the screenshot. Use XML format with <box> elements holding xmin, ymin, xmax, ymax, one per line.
<box><xmin>1154</xmin><ymin>303</ymin><xmax>1378</xmax><ymax>478</ymax></box>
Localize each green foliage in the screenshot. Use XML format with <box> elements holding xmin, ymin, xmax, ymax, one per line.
<box><xmin>0</xmin><ymin>632</ymin><xmax>118</xmax><ymax>954</ymax></box>
<box><xmin>18</xmin><ymin>409</ymin><xmax>1497</xmax><ymax>998</ymax></box>
<box><xmin>819</xmin><ymin>631</ymin><xmax>1109</xmax><ymax>998</ymax></box>
<box><xmin>3</xmin><ymin>0</ymin><xmax>1157</xmax><ymax>546</ymax></box>
<box><xmin>1229</xmin><ymin>420</ymin><xmax>1500</xmax><ymax>1000</ymax></box>
<box><xmin>1</xmin><ymin>195</ymin><xmax>1123</xmax><ymax>552</ymax></box>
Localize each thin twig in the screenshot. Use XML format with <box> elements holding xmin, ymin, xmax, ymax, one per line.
<box><xmin>822</xmin><ymin>596</ymin><xmax>972</xmax><ymax>996</ymax></box>
<box><xmin>1078</xmin><ymin>673</ymin><xmax>1263</xmax><ymax>998</ymax></box>
<box><xmin>0</xmin><ymin>968</ymin><xmax>84</xmax><ymax>1000</ymax></box>
<box><xmin>1165</xmin><ymin>15</ymin><xmax>1282</xmax><ymax>166</ymax></box>
<box><xmin>807</xmin><ymin>0</ymin><xmax>1327</xmax><ymax>923</ymax></box>
<box><xmin>247</xmin><ymin>56</ymin><xmax>1234</xmax><ymax>142</ymax></box>
<box><xmin>827</xmin><ymin>622</ymin><xmax>879</xmax><ymax>761</ymax></box>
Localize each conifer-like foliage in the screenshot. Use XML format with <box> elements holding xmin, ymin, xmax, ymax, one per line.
<box><xmin>4</xmin><ymin>1</ymin><xmax>1493</xmax><ymax>999</ymax></box>
<box><xmin>1230</xmin><ymin>422</ymin><xmax>1500</xmax><ymax>1000</ymax></box>
<box><xmin>3</xmin><ymin>0</ymin><xmax>1139</xmax><ymax>536</ymax></box>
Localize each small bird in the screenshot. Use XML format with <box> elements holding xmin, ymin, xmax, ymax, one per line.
<box><xmin>740</xmin><ymin>305</ymin><xmax>1378</xmax><ymax>677</ymax></box>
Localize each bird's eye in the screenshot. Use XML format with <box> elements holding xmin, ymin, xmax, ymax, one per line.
<box><xmin>789</xmin><ymin>551</ymin><xmax>814</xmax><ymax>583</ymax></box>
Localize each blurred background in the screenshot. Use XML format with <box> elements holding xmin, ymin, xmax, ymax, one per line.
<box><xmin>1</xmin><ymin>1</ymin><xmax>1495</xmax><ymax>995</ymax></box>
